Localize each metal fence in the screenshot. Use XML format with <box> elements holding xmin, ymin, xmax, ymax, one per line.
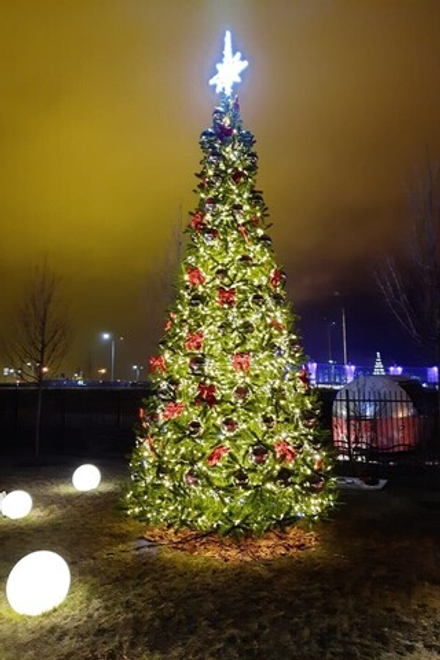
<box><xmin>332</xmin><ymin>388</ymin><xmax>436</xmax><ymax>464</ymax></box>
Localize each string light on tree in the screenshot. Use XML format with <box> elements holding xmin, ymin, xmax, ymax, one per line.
<box><xmin>126</xmin><ymin>31</ymin><xmax>336</xmax><ymax>537</ymax></box>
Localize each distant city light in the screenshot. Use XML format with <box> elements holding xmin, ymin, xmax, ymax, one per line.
<box><xmin>427</xmin><ymin>366</ymin><xmax>439</xmax><ymax>383</ymax></box>
<box><xmin>307</xmin><ymin>362</ymin><xmax>317</xmax><ymax>384</ymax></box>
<box><xmin>345</xmin><ymin>364</ymin><xmax>356</xmax><ymax>383</ymax></box>
<box><xmin>389</xmin><ymin>364</ymin><xmax>403</xmax><ymax>376</ymax></box>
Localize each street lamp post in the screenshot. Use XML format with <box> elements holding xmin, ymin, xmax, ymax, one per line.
<box><xmin>334</xmin><ymin>292</ymin><xmax>349</xmax><ymax>371</ymax></box>
<box><xmin>102</xmin><ymin>333</ymin><xmax>115</xmax><ymax>381</ymax></box>
<box><xmin>102</xmin><ymin>333</ymin><xmax>124</xmax><ymax>381</ymax></box>
<box><xmin>132</xmin><ymin>365</ymin><xmax>144</xmax><ymax>382</ymax></box>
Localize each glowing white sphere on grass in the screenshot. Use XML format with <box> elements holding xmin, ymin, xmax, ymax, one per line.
<box><xmin>2</xmin><ymin>490</ymin><xmax>33</xmax><ymax>519</ymax></box>
<box><xmin>6</xmin><ymin>551</ymin><xmax>71</xmax><ymax>616</ymax></box>
<box><xmin>72</xmin><ymin>464</ymin><xmax>101</xmax><ymax>491</ymax></box>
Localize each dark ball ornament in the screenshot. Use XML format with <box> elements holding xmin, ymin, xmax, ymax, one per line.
<box><xmin>277</xmin><ymin>467</ymin><xmax>293</xmax><ymax>486</ymax></box>
<box><xmin>252</xmin><ymin>293</ymin><xmax>264</xmax><ymax>306</ymax></box>
<box><xmin>238</xmin><ymin>255</ymin><xmax>253</xmax><ymax>266</ymax></box>
<box><xmin>262</xmin><ymin>415</ymin><xmax>276</xmax><ymax>429</ymax></box>
<box><xmin>188</xmin><ymin>420</ymin><xmax>203</xmax><ymax>436</ymax></box>
<box><xmin>200</xmin><ymin>128</ymin><xmax>215</xmax><ymax>142</ymax></box>
<box><xmin>212</xmin><ymin>107</ymin><xmax>226</xmax><ymax>123</ymax></box>
<box><xmin>234</xmin><ymin>385</ymin><xmax>249</xmax><ymax>400</ymax></box>
<box><xmin>272</xmin><ymin>293</ymin><xmax>285</xmax><ymax>306</ymax></box>
<box><xmin>240</xmin><ymin>130</ymin><xmax>255</xmax><ymax>147</ymax></box>
<box><xmin>222</xmin><ymin>417</ymin><xmax>238</xmax><ymax>434</ymax></box>
<box><xmin>202</xmin><ymin>227</ymin><xmax>219</xmax><ymax>243</ymax></box>
<box><xmin>156</xmin><ymin>380</ymin><xmax>177</xmax><ymax>400</ymax></box>
<box><xmin>189</xmin><ymin>355</ymin><xmax>206</xmax><ymax>375</ymax></box>
<box><xmin>217</xmin><ymin>322</ymin><xmax>230</xmax><ymax>335</ymax></box>
<box><xmin>252</xmin><ymin>445</ymin><xmax>268</xmax><ymax>465</ymax></box>
<box><xmin>189</xmin><ymin>293</ymin><xmax>204</xmax><ymax>307</ymax></box>
<box><xmin>215</xmin><ymin>267</ymin><xmax>228</xmax><ymax>280</ymax></box>
<box><xmin>184</xmin><ymin>470</ymin><xmax>199</xmax><ymax>486</ymax></box>
<box><xmin>241</xmin><ymin>321</ymin><xmax>255</xmax><ymax>335</ymax></box>
<box><xmin>234</xmin><ymin>469</ymin><xmax>249</xmax><ymax>485</ymax></box>
<box><xmin>258</xmin><ymin>234</ymin><xmax>272</xmax><ymax>246</ymax></box>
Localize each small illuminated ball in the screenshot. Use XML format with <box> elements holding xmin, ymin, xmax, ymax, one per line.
<box><xmin>6</xmin><ymin>551</ymin><xmax>71</xmax><ymax>616</ymax></box>
<box><xmin>72</xmin><ymin>464</ymin><xmax>101</xmax><ymax>492</ymax></box>
<box><xmin>2</xmin><ymin>490</ymin><xmax>33</xmax><ymax>519</ymax></box>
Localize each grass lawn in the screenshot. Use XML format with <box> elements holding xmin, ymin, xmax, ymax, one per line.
<box><xmin>1</xmin><ymin>457</ymin><xmax>440</xmax><ymax>660</ymax></box>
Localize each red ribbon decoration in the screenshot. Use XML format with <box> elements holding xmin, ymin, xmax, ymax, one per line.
<box><xmin>164</xmin><ymin>312</ymin><xmax>176</xmax><ymax>332</ymax></box>
<box><xmin>251</xmin><ymin>215</ymin><xmax>259</xmax><ymax>226</ymax></box>
<box><xmin>274</xmin><ymin>440</ymin><xmax>297</xmax><ymax>463</ymax></box>
<box><xmin>314</xmin><ymin>457</ymin><xmax>323</xmax><ymax>471</ymax></box>
<box><xmin>162</xmin><ymin>401</ymin><xmax>185</xmax><ymax>420</ymax></box>
<box><xmin>190</xmin><ymin>211</ymin><xmax>205</xmax><ymax>232</ymax></box>
<box><xmin>145</xmin><ymin>435</ymin><xmax>155</xmax><ymax>456</ymax></box>
<box><xmin>232</xmin><ymin>352</ymin><xmax>251</xmax><ymax>372</ymax></box>
<box><xmin>185</xmin><ymin>331</ymin><xmax>204</xmax><ymax>352</ymax></box>
<box><xmin>218</xmin><ymin>287</ymin><xmax>236</xmax><ymax>307</ymax></box>
<box><xmin>197</xmin><ymin>382</ymin><xmax>217</xmax><ymax>407</ymax></box>
<box><xmin>187</xmin><ymin>266</ymin><xmax>206</xmax><ymax>286</ymax></box>
<box><xmin>270</xmin><ymin>269</ymin><xmax>282</xmax><ymax>288</ymax></box>
<box><xmin>238</xmin><ymin>224</ymin><xmax>250</xmax><ymax>243</ymax></box>
<box><xmin>149</xmin><ymin>355</ymin><xmax>166</xmax><ymax>373</ymax></box>
<box><xmin>270</xmin><ymin>318</ymin><xmax>285</xmax><ymax>332</ymax></box>
<box><xmin>298</xmin><ymin>365</ymin><xmax>310</xmax><ymax>391</ymax></box>
<box><xmin>207</xmin><ymin>444</ymin><xmax>230</xmax><ymax>467</ymax></box>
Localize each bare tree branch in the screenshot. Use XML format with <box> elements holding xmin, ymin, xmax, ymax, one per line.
<box><xmin>375</xmin><ymin>158</ymin><xmax>440</xmax><ymax>364</ymax></box>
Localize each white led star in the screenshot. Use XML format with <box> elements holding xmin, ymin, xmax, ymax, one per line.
<box><xmin>209</xmin><ymin>30</ymin><xmax>248</xmax><ymax>96</ymax></box>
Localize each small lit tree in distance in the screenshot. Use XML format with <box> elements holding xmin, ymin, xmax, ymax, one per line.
<box><xmin>127</xmin><ymin>32</ymin><xmax>337</xmax><ymax>536</ymax></box>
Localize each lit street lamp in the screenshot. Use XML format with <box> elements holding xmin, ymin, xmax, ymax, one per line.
<box><xmin>101</xmin><ymin>333</ymin><xmax>124</xmax><ymax>381</ymax></box>
<box><xmin>132</xmin><ymin>365</ymin><xmax>144</xmax><ymax>382</ymax></box>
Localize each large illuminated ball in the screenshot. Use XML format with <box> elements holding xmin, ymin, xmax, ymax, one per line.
<box><xmin>6</xmin><ymin>551</ymin><xmax>71</xmax><ymax>616</ymax></box>
<box><xmin>72</xmin><ymin>464</ymin><xmax>101</xmax><ymax>491</ymax></box>
<box><xmin>1</xmin><ymin>490</ymin><xmax>33</xmax><ymax>519</ymax></box>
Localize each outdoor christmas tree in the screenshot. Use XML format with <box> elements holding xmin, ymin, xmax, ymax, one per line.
<box><xmin>127</xmin><ymin>32</ymin><xmax>336</xmax><ymax>536</ymax></box>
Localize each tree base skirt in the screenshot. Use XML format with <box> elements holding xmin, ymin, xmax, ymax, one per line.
<box><xmin>143</xmin><ymin>525</ymin><xmax>317</xmax><ymax>562</ymax></box>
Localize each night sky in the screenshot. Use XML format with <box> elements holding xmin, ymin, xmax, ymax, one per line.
<box><xmin>1</xmin><ymin>0</ymin><xmax>440</xmax><ymax>378</ymax></box>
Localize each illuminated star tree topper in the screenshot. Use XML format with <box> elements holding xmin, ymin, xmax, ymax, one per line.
<box><xmin>209</xmin><ymin>30</ymin><xmax>249</xmax><ymax>96</ymax></box>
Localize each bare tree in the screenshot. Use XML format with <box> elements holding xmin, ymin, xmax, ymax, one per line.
<box><xmin>375</xmin><ymin>158</ymin><xmax>440</xmax><ymax>430</ymax></box>
<box><xmin>5</xmin><ymin>259</ymin><xmax>71</xmax><ymax>460</ymax></box>
<box><xmin>376</xmin><ymin>160</ymin><xmax>440</xmax><ymax>364</ymax></box>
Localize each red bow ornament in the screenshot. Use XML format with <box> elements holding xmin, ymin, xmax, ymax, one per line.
<box><xmin>197</xmin><ymin>382</ymin><xmax>217</xmax><ymax>407</ymax></box>
<box><xmin>270</xmin><ymin>269</ymin><xmax>282</xmax><ymax>288</ymax></box>
<box><xmin>164</xmin><ymin>312</ymin><xmax>176</xmax><ymax>332</ymax></box>
<box><xmin>207</xmin><ymin>444</ymin><xmax>230</xmax><ymax>467</ymax></box>
<box><xmin>187</xmin><ymin>266</ymin><xmax>206</xmax><ymax>286</ymax></box>
<box><xmin>232</xmin><ymin>352</ymin><xmax>251</xmax><ymax>372</ymax></box>
<box><xmin>162</xmin><ymin>402</ymin><xmax>185</xmax><ymax>420</ymax></box>
<box><xmin>149</xmin><ymin>355</ymin><xmax>166</xmax><ymax>373</ymax></box>
<box><xmin>190</xmin><ymin>211</ymin><xmax>205</xmax><ymax>232</ymax></box>
<box><xmin>185</xmin><ymin>331</ymin><xmax>204</xmax><ymax>352</ymax></box>
<box><xmin>274</xmin><ymin>440</ymin><xmax>297</xmax><ymax>463</ymax></box>
<box><xmin>218</xmin><ymin>287</ymin><xmax>236</xmax><ymax>307</ymax></box>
